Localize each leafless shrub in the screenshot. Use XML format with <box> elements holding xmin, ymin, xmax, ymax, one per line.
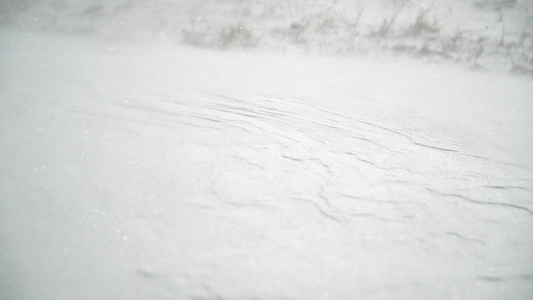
<box><xmin>517</xmin><ymin>28</ymin><xmax>527</xmax><ymax>47</ymax></box>
<box><xmin>218</xmin><ymin>24</ymin><xmax>256</xmax><ymax>49</ymax></box>
<box><xmin>375</xmin><ymin>0</ymin><xmax>409</xmax><ymax>38</ymax></box>
<box><xmin>510</xmin><ymin>52</ymin><xmax>533</xmax><ymax>75</ymax></box>
<box><xmin>440</xmin><ymin>27</ymin><xmax>463</xmax><ymax>53</ymax></box>
<box><xmin>470</xmin><ymin>41</ymin><xmax>485</xmax><ymax>67</ymax></box>
<box><xmin>407</xmin><ymin>8</ymin><xmax>440</xmax><ymax>36</ymax></box>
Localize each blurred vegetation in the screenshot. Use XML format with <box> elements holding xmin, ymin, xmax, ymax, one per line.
<box><xmin>1</xmin><ymin>0</ymin><xmax>531</xmax><ymax>75</ymax></box>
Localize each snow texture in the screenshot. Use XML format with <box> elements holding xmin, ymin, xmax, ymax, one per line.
<box><xmin>1</xmin><ymin>1</ymin><xmax>533</xmax><ymax>300</ymax></box>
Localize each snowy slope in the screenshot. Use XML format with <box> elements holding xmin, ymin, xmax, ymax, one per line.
<box><xmin>1</xmin><ymin>1</ymin><xmax>533</xmax><ymax>299</ymax></box>
<box><xmin>1</xmin><ymin>29</ymin><xmax>532</xmax><ymax>300</ymax></box>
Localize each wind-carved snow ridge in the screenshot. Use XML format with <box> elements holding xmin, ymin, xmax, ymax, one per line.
<box><xmin>193</xmin><ymin>92</ymin><xmax>533</xmax><ymax>225</ymax></box>
<box><xmin>64</xmin><ymin>87</ymin><xmax>533</xmax><ymax>263</ymax></box>
<box><xmin>99</xmin><ymin>89</ymin><xmax>533</xmax><ymax>222</ymax></box>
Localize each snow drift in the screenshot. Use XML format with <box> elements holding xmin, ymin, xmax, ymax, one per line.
<box><xmin>1</xmin><ymin>1</ymin><xmax>533</xmax><ymax>300</ymax></box>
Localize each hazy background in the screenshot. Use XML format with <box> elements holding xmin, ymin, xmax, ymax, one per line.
<box><xmin>1</xmin><ymin>0</ymin><xmax>532</xmax><ymax>74</ymax></box>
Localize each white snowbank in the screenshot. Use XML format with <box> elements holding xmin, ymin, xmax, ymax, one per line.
<box><xmin>1</xmin><ymin>28</ymin><xmax>532</xmax><ymax>299</ymax></box>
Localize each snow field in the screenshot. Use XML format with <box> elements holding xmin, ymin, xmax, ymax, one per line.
<box><xmin>1</xmin><ymin>29</ymin><xmax>533</xmax><ymax>299</ymax></box>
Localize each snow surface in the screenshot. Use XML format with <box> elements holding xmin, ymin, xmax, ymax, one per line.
<box><xmin>1</xmin><ymin>2</ymin><xmax>533</xmax><ymax>300</ymax></box>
